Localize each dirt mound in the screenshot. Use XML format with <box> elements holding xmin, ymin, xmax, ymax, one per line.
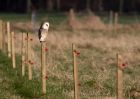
<box><xmin>68</xmin><ymin>9</ymin><xmax>82</xmax><ymax>30</ymax></box>
<box><xmin>68</xmin><ymin>9</ymin><xmax>106</xmax><ymax>30</ymax></box>
<box><xmin>83</xmin><ymin>14</ymin><xmax>106</xmax><ymax>30</ymax></box>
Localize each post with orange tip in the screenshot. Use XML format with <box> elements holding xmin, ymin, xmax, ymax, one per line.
<box><xmin>72</xmin><ymin>44</ymin><xmax>80</xmax><ymax>99</ymax></box>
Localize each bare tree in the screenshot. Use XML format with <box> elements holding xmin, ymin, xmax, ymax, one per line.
<box><xmin>47</xmin><ymin>0</ymin><xmax>53</xmax><ymax>11</ymax></box>
<box><xmin>27</xmin><ymin>0</ymin><xmax>31</xmax><ymax>13</ymax></box>
<box><xmin>98</xmin><ymin>0</ymin><xmax>103</xmax><ymax>11</ymax></box>
<box><xmin>119</xmin><ymin>0</ymin><xmax>124</xmax><ymax>14</ymax></box>
<box><xmin>86</xmin><ymin>0</ymin><xmax>90</xmax><ymax>11</ymax></box>
<box><xmin>56</xmin><ymin>0</ymin><xmax>60</xmax><ymax>11</ymax></box>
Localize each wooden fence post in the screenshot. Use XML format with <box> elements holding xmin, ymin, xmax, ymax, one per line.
<box><xmin>25</xmin><ymin>32</ymin><xmax>28</xmax><ymax>66</ymax></box>
<box><xmin>0</xmin><ymin>20</ymin><xmax>2</xmax><ymax>50</ymax></box>
<box><xmin>109</xmin><ymin>11</ymin><xmax>113</xmax><ymax>31</ymax></box>
<box><xmin>0</xmin><ymin>20</ymin><xmax>3</xmax><ymax>50</ymax></box>
<box><xmin>114</xmin><ymin>13</ymin><xmax>118</xmax><ymax>33</ymax></box>
<box><xmin>41</xmin><ymin>42</ymin><xmax>47</xmax><ymax>94</ymax></box>
<box><xmin>117</xmin><ymin>53</ymin><xmax>123</xmax><ymax>99</ymax></box>
<box><xmin>11</xmin><ymin>31</ymin><xmax>16</xmax><ymax>68</ymax></box>
<box><xmin>72</xmin><ymin>44</ymin><xmax>80</xmax><ymax>99</ymax></box>
<box><xmin>27</xmin><ymin>33</ymin><xmax>32</xmax><ymax>80</ymax></box>
<box><xmin>7</xmin><ymin>22</ymin><xmax>11</xmax><ymax>57</ymax></box>
<box><xmin>21</xmin><ymin>32</ymin><xmax>26</xmax><ymax>76</ymax></box>
<box><xmin>2</xmin><ymin>22</ymin><xmax>6</xmax><ymax>53</ymax></box>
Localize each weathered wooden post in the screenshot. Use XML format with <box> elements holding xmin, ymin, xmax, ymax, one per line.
<box><xmin>0</xmin><ymin>20</ymin><xmax>3</xmax><ymax>50</ymax></box>
<box><xmin>114</xmin><ymin>13</ymin><xmax>118</xmax><ymax>33</ymax></box>
<box><xmin>41</xmin><ymin>42</ymin><xmax>47</xmax><ymax>94</ymax></box>
<box><xmin>38</xmin><ymin>22</ymin><xmax>49</xmax><ymax>94</ymax></box>
<box><xmin>72</xmin><ymin>44</ymin><xmax>80</xmax><ymax>99</ymax></box>
<box><xmin>27</xmin><ymin>33</ymin><xmax>32</xmax><ymax>80</ymax></box>
<box><xmin>11</xmin><ymin>31</ymin><xmax>16</xmax><ymax>68</ymax></box>
<box><xmin>117</xmin><ymin>53</ymin><xmax>123</xmax><ymax>99</ymax></box>
<box><xmin>2</xmin><ymin>22</ymin><xmax>6</xmax><ymax>53</ymax></box>
<box><xmin>109</xmin><ymin>11</ymin><xmax>113</xmax><ymax>31</ymax></box>
<box><xmin>21</xmin><ymin>32</ymin><xmax>26</xmax><ymax>76</ymax></box>
<box><xmin>7</xmin><ymin>22</ymin><xmax>11</xmax><ymax>57</ymax></box>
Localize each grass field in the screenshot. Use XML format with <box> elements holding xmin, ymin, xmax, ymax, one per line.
<box><xmin>0</xmin><ymin>12</ymin><xmax>140</xmax><ymax>99</ymax></box>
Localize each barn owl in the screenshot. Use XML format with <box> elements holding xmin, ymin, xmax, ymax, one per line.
<box><xmin>38</xmin><ymin>22</ymin><xmax>49</xmax><ymax>42</ymax></box>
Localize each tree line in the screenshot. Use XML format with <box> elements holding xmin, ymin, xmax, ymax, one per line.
<box><xmin>0</xmin><ymin>0</ymin><xmax>140</xmax><ymax>13</ymax></box>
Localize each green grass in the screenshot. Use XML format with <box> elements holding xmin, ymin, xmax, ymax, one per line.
<box><xmin>0</xmin><ymin>47</ymin><xmax>119</xmax><ymax>98</ymax></box>
<box><xmin>0</xmin><ymin>13</ymin><xmax>30</xmax><ymax>22</ymax></box>
<box><xmin>0</xmin><ymin>12</ymin><xmax>140</xmax><ymax>25</ymax></box>
<box><xmin>0</xmin><ymin>51</ymin><xmax>41</xmax><ymax>98</ymax></box>
<box><xmin>0</xmin><ymin>51</ymin><xmax>73</xmax><ymax>99</ymax></box>
<box><xmin>0</xmin><ymin>12</ymin><xmax>140</xmax><ymax>99</ymax></box>
<box><xmin>0</xmin><ymin>13</ymin><xmax>66</xmax><ymax>23</ymax></box>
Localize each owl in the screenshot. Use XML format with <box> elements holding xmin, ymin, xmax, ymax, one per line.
<box><xmin>38</xmin><ymin>22</ymin><xmax>49</xmax><ymax>42</ymax></box>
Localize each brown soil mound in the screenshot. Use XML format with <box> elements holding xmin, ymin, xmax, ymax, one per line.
<box><xmin>83</xmin><ymin>14</ymin><xmax>106</xmax><ymax>30</ymax></box>
<box><xmin>68</xmin><ymin>9</ymin><xmax>82</xmax><ymax>30</ymax></box>
<box><xmin>68</xmin><ymin>9</ymin><xmax>106</xmax><ymax>30</ymax></box>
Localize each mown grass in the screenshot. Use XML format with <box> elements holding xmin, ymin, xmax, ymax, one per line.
<box><xmin>0</xmin><ymin>12</ymin><xmax>140</xmax><ymax>24</ymax></box>
<box><xmin>0</xmin><ymin>13</ymin><xmax>66</xmax><ymax>24</ymax></box>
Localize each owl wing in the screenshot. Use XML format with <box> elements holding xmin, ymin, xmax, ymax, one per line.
<box><xmin>38</xmin><ymin>28</ymin><xmax>48</xmax><ymax>42</ymax></box>
<box><xmin>38</xmin><ymin>28</ymin><xmax>42</xmax><ymax>40</ymax></box>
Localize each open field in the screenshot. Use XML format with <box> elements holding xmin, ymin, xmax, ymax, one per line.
<box><xmin>0</xmin><ymin>12</ymin><xmax>140</xmax><ymax>99</ymax></box>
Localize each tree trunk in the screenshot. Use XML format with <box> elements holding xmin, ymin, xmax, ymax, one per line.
<box><xmin>119</xmin><ymin>0</ymin><xmax>124</xmax><ymax>14</ymax></box>
<box><xmin>86</xmin><ymin>0</ymin><xmax>90</xmax><ymax>11</ymax></box>
<box><xmin>27</xmin><ymin>0</ymin><xmax>31</xmax><ymax>13</ymax></box>
<box><xmin>56</xmin><ymin>0</ymin><xmax>60</xmax><ymax>11</ymax></box>
<box><xmin>98</xmin><ymin>0</ymin><xmax>103</xmax><ymax>11</ymax></box>
<box><xmin>47</xmin><ymin>0</ymin><xmax>53</xmax><ymax>11</ymax></box>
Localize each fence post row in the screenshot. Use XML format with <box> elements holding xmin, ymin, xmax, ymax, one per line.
<box><xmin>0</xmin><ymin>18</ymin><xmax>134</xmax><ymax>98</ymax></box>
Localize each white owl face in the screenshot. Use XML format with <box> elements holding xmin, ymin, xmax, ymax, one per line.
<box><xmin>42</xmin><ymin>22</ymin><xmax>49</xmax><ymax>30</ymax></box>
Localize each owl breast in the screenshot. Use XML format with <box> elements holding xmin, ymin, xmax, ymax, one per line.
<box><xmin>38</xmin><ymin>28</ymin><xmax>48</xmax><ymax>42</ymax></box>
